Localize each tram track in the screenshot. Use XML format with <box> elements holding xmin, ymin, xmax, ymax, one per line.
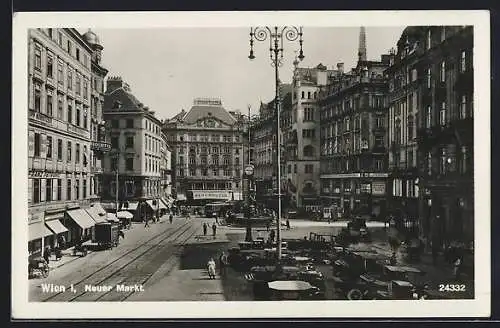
<box><xmin>41</xmin><ymin>221</ymin><xmax>193</xmax><ymax>302</ymax></box>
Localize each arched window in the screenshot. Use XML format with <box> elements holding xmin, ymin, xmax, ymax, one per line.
<box><xmin>301</xmin><ymin>91</ymin><xmax>305</xmax><ymax>99</ymax></box>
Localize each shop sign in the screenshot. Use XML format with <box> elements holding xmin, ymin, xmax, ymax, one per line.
<box><xmin>29</xmin><ymin>170</ymin><xmax>60</xmax><ymax>178</ymax></box>
<box><xmin>371</xmin><ymin>181</ymin><xmax>386</xmax><ymax>195</ymax></box>
<box><xmin>192</xmin><ymin>190</ymin><xmax>230</xmax><ymax>200</ymax></box>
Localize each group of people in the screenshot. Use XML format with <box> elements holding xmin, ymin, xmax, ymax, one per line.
<box><xmin>202</xmin><ymin>222</ymin><xmax>217</xmax><ymax>238</ymax></box>
<box><xmin>206</xmin><ymin>251</ymin><xmax>229</xmax><ymax>279</ymax></box>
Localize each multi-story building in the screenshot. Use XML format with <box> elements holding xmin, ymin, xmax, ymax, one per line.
<box><xmin>386</xmin><ymin>26</ymin><xmax>474</xmax><ymax>247</ymax></box>
<box><xmin>318</xmin><ymin>27</ymin><xmax>390</xmax><ymax>219</ymax></box>
<box><xmin>283</xmin><ymin>60</ymin><xmax>336</xmax><ymax>211</ymax></box>
<box><xmin>163</xmin><ymin>98</ymin><xmax>244</xmax><ymax>205</ymax></box>
<box><xmin>102</xmin><ymin>77</ymin><xmax>167</xmax><ymax>220</ymax></box>
<box><xmin>28</xmin><ymin>28</ymin><xmax>106</xmax><ymax>256</ymax></box>
<box><xmin>160</xmin><ymin>131</ymin><xmax>173</xmax><ymax>205</ymax></box>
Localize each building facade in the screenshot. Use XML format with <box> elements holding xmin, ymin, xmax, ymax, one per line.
<box><xmin>318</xmin><ymin>27</ymin><xmax>390</xmax><ymax>219</ymax></box>
<box><xmin>28</xmin><ymin>28</ymin><xmax>107</xmax><ymax>255</ymax></box>
<box><xmin>160</xmin><ymin>132</ymin><xmax>173</xmax><ymax>203</ymax></box>
<box><xmin>102</xmin><ymin>77</ymin><xmax>165</xmax><ymax>219</ymax></box>
<box><xmin>283</xmin><ymin>61</ymin><xmax>336</xmax><ymax>211</ymax></box>
<box><xmin>386</xmin><ymin>26</ymin><xmax>474</xmax><ymax>246</ymax></box>
<box><xmin>163</xmin><ymin>98</ymin><xmax>244</xmax><ymax>205</ymax></box>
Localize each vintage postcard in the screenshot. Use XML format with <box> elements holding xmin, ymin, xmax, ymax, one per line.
<box><xmin>12</xmin><ymin>10</ymin><xmax>490</xmax><ymax>319</ymax></box>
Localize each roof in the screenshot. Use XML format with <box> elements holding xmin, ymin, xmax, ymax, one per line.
<box><xmin>104</xmin><ymin>87</ymin><xmax>143</xmax><ymax>112</ymax></box>
<box><xmin>183</xmin><ymin>104</ymin><xmax>236</xmax><ymax>125</ymax></box>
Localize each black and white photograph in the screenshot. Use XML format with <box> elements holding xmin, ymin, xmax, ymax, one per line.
<box><xmin>12</xmin><ymin>11</ymin><xmax>490</xmax><ymax>319</ymax></box>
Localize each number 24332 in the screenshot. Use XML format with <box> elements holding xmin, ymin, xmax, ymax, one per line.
<box><xmin>439</xmin><ymin>284</ymin><xmax>466</xmax><ymax>292</ymax></box>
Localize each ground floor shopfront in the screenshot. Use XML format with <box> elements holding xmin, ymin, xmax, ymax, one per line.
<box><xmin>28</xmin><ymin>202</ymin><xmax>110</xmax><ymax>259</ymax></box>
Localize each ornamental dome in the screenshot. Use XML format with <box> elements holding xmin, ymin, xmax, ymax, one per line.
<box><xmin>83</xmin><ymin>29</ymin><xmax>101</xmax><ymax>47</ymax></box>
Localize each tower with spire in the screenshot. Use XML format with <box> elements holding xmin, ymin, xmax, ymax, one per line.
<box><xmin>357</xmin><ymin>26</ymin><xmax>367</xmax><ymax>65</ymax></box>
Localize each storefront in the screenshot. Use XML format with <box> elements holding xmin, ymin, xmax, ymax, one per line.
<box><xmin>65</xmin><ymin>209</ymin><xmax>95</xmax><ymax>244</ymax></box>
<box><xmin>28</xmin><ymin>221</ymin><xmax>53</xmax><ymax>257</ymax></box>
<box><xmin>45</xmin><ymin>218</ymin><xmax>69</xmax><ymax>249</ymax></box>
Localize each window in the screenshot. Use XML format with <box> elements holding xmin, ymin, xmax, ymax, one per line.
<box><xmin>66</xmin><ymin>179</ymin><xmax>72</xmax><ymax>200</ymax></box>
<box><xmin>57</xmin><ymin>31</ymin><xmax>63</xmax><ymax>46</ymax></box>
<box><xmin>75</xmin><ymin>179</ymin><xmax>80</xmax><ymax>199</ymax></box>
<box><xmin>46</xmin><ymin>55</ymin><xmax>53</xmax><ymax>78</ymax></box>
<box><xmin>57</xmin><ymin>62</ymin><xmax>63</xmax><ymax>85</ymax></box>
<box><xmin>56</xmin><ymin>179</ymin><xmax>62</xmax><ymax>200</ymax></box>
<box><xmin>75</xmin><ymin>143</ymin><xmax>80</xmax><ymax>163</ymax></box>
<box><xmin>190</xmin><ymin>168</ymin><xmax>196</xmax><ymax>176</ymax></box>
<box><xmin>76</xmin><ymin>75</ymin><xmax>81</xmax><ymax>95</ymax></box>
<box><xmin>126</xmin><ymin>119</ymin><xmax>134</xmax><ymax>128</ymax></box>
<box><xmin>76</xmin><ymin>105</ymin><xmax>81</xmax><ymax>126</ymax></box>
<box><xmin>460</xmin><ymin>50</ymin><xmax>467</xmax><ymax>72</ymax></box>
<box><xmin>440</xmin><ymin>102</ymin><xmax>447</xmax><ymax>126</ymax></box>
<box><xmin>57</xmin><ymin>139</ymin><xmax>62</xmax><ymax>160</ymax></box>
<box><xmin>67</xmin><ymin>141</ymin><xmax>72</xmax><ymax>162</ymax></box>
<box><xmin>294</xmin><ymin>164</ymin><xmax>297</xmax><ymax>173</ymax></box>
<box><xmin>411</xmin><ymin>68</ymin><xmax>417</xmax><ymax>81</ymax></box>
<box><xmin>45</xmin><ymin>179</ymin><xmax>52</xmax><ymax>202</ymax></box>
<box><xmin>57</xmin><ymin>95</ymin><xmax>63</xmax><ymax>119</ymax></box>
<box><xmin>34</xmin><ymin>133</ymin><xmax>40</xmax><ymax>157</ymax></box>
<box><xmin>67</xmin><ymin>69</ymin><xmax>73</xmax><ymax>90</ymax></box>
<box><xmin>305</xmin><ymin>164</ymin><xmax>313</xmax><ymax>174</ymax></box>
<box><xmin>440</xmin><ymin>61</ymin><xmax>446</xmax><ymax>82</ymax></box>
<box><xmin>83</xmin><ymin>80</ymin><xmax>88</xmax><ymax>99</ymax></box>
<box><xmin>111</xmin><ymin>137</ymin><xmax>119</xmax><ymax>149</ymax></box>
<box><xmin>67</xmin><ymin>102</ymin><xmax>72</xmax><ymax>124</ymax></box>
<box><xmin>224</xmin><ymin>169</ymin><xmax>231</xmax><ymax>176</ymax></box>
<box><xmin>288</xmin><ymin>164</ymin><xmax>292</xmax><ymax>174</ymax></box>
<box><xmin>213</xmin><ymin>169</ymin><xmax>218</xmax><ymax>176</ymax></box>
<box><xmin>308</xmin><ymin>91</ymin><xmax>311</xmax><ymax>99</ymax></box>
<box><xmin>376</xmin><ymin>116</ymin><xmax>384</xmax><ymax>128</ymax></box>
<box><xmin>303</xmin><ymin>145</ymin><xmax>314</xmax><ymax>157</ymax></box>
<box><xmin>46</xmin><ymin>93</ymin><xmax>53</xmax><ymax>116</ymax></box>
<box><xmin>34</xmin><ymin>44</ymin><xmax>41</xmax><ymax>70</ymax></box>
<box><xmin>111</xmin><ymin>158</ymin><xmax>118</xmax><ymax>171</ymax></box>
<box><xmin>34</xmin><ymin>88</ymin><xmax>41</xmax><ymax>112</ymax></box>
<box><xmin>440</xmin><ymin>27</ymin><xmax>446</xmax><ymax>42</ymax></box>
<box><xmin>111</xmin><ymin>120</ymin><xmax>119</xmax><ymax>128</ymax></box>
<box><xmin>126</xmin><ymin>157</ymin><xmax>134</xmax><ymax>171</ymax></box>
<box><xmin>427</xmin><ymin>29</ymin><xmax>432</xmax><ymax>49</ymax></box>
<box><xmin>235</xmin><ymin>148</ymin><xmax>239</xmax><ymax>155</ymax></box>
<box><xmin>67</xmin><ymin>40</ymin><xmax>72</xmax><ymax>54</ymax></box>
<box><xmin>83</xmin><ymin>145</ymin><xmax>87</xmax><ymax>166</ymax></box>
<box><xmin>47</xmin><ymin>28</ymin><xmax>53</xmax><ymax>38</ymax></box>
<box><xmin>76</xmin><ymin>48</ymin><xmax>80</xmax><ymax>61</ymax></box>
<box><xmin>426</xmin><ymin>68</ymin><xmax>431</xmax><ymax>88</ymax></box>
<box><xmin>83</xmin><ymin>107</ymin><xmax>87</xmax><ymax>129</ymax></box>
<box><xmin>235</xmin><ymin>157</ymin><xmax>240</xmax><ymax>164</ymax></box>
<box><xmin>126</xmin><ymin>136</ymin><xmax>134</xmax><ymax>148</ymax></box>
<box><xmin>426</xmin><ymin>106</ymin><xmax>432</xmax><ymax>128</ymax></box>
<box><xmin>304</xmin><ymin>108</ymin><xmax>314</xmax><ymax>121</ymax></box>
<box><xmin>33</xmin><ymin>179</ymin><xmax>40</xmax><ymax>203</ymax></box>
<box><xmin>460</xmin><ymin>95</ymin><xmax>467</xmax><ymax>119</ymax></box>
<box><xmin>440</xmin><ymin>148</ymin><xmax>448</xmax><ymax>174</ymax></box>
<box><xmin>46</xmin><ymin>136</ymin><xmax>52</xmax><ymax>158</ymax></box>
<box><xmin>407</xmin><ymin>115</ymin><xmax>414</xmax><ymax>140</ymax></box>
<box><xmin>376</xmin><ymin>159</ymin><xmax>384</xmax><ymax>171</ymax></box>
<box><xmin>301</xmin><ymin>91</ymin><xmax>305</xmax><ymax>99</ymax></box>
<box><xmin>83</xmin><ymin>179</ymin><xmax>87</xmax><ymax>198</ymax></box>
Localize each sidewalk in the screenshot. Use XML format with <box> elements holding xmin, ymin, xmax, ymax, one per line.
<box><xmin>44</xmin><ymin>214</ymin><xmax>175</xmax><ymax>272</ymax></box>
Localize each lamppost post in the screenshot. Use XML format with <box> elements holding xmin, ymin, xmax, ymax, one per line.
<box><xmin>248</xmin><ymin>26</ymin><xmax>304</xmax><ymax>260</ymax></box>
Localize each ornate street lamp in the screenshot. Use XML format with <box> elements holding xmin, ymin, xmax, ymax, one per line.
<box><xmin>248</xmin><ymin>26</ymin><xmax>304</xmax><ymax>260</ymax></box>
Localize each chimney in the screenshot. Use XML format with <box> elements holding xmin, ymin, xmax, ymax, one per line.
<box><xmin>106</xmin><ymin>76</ymin><xmax>124</xmax><ymax>93</ymax></box>
<box><xmin>337</xmin><ymin>63</ymin><xmax>344</xmax><ymax>73</ymax></box>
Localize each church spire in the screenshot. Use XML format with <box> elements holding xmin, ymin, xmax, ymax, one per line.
<box><xmin>358</xmin><ymin>26</ymin><xmax>367</xmax><ymax>63</ymax></box>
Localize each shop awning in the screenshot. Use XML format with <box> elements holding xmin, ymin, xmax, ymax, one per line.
<box><xmin>106</xmin><ymin>213</ymin><xmax>120</xmax><ymax>223</ymax></box>
<box><xmin>124</xmin><ymin>201</ymin><xmax>138</xmax><ymax>211</ymax></box>
<box><xmin>158</xmin><ymin>199</ymin><xmax>168</xmax><ymax>210</ymax></box>
<box><xmin>145</xmin><ymin>200</ymin><xmax>156</xmax><ymax>210</ymax></box>
<box><xmin>85</xmin><ymin>207</ymin><xmax>108</xmax><ymax>224</ymax></box>
<box><xmin>67</xmin><ymin>209</ymin><xmax>95</xmax><ymax>229</ymax></box>
<box><xmin>116</xmin><ymin>211</ymin><xmax>133</xmax><ymax>219</ymax></box>
<box><xmin>90</xmin><ymin>203</ymin><xmax>107</xmax><ymax>216</ymax></box>
<box><xmin>29</xmin><ymin>222</ymin><xmax>53</xmax><ymax>241</ymax></box>
<box><xmin>45</xmin><ymin>219</ymin><xmax>69</xmax><ymax>235</ymax></box>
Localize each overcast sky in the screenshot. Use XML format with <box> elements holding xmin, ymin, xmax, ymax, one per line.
<box><xmin>84</xmin><ymin>27</ymin><xmax>405</xmax><ymax>119</ymax></box>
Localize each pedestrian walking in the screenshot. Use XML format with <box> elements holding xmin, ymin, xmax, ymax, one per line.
<box><xmin>144</xmin><ymin>217</ymin><xmax>149</xmax><ymax>228</ymax></box>
<box><xmin>214</xmin><ymin>212</ymin><xmax>219</xmax><ymax>224</ymax></box>
<box><xmin>286</xmin><ymin>219</ymin><xmax>291</xmax><ymax>230</ymax></box>
<box><xmin>453</xmin><ymin>256</ymin><xmax>462</xmax><ymax>281</ymax></box>
<box><xmin>219</xmin><ymin>252</ymin><xmax>228</xmax><ymax>275</ymax></box>
<box><xmin>203</xmin><ymin>222</ymin><xmax>208</xmax><ymax>236</ymax></box>
<box><xmin>169</xmin><ymin>213</ymin><xmax>173</xmax><ymax>224</ymax></box>
<box><xmin>207</xmin><ymin>258</ymin><xmax>216</xmax><ymax>279</ymax></box>
<box><xmin>212</xmin><ymin>223</ymin><xmax>217</xmax><ymax>239</ymax></box>
<box><xmin>43</xmin><ymin>246</ymin><xmax>51</xmax><ymax>264</ymax></box>
<box><xmin>269</xmin><ymin>229</ymin><xmax>276</xmax><ymax>244</ymax></box>
<box><xmin>328</xmin><ymin>211</ymin><xmax>332</xmax><ymax>224</ymax></box>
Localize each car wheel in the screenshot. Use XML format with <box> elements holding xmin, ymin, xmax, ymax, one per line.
<box><xmin>347</xmin><ymin>288</ymin><xmax>363</xmax><ymax>300</ymax></box>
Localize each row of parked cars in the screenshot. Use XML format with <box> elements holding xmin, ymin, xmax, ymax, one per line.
<box><xmin>227</xmin><ymin>235</ymin><xmax>434</xmax><ymax>301</ymax></box>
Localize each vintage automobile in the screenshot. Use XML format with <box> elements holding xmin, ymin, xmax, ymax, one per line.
<box><xmin>266</xmin><ymin>280</ymin><xmax>323</xmax><ymax>300</ymax></box>
<box><xmin>372</xmin><ymin>265</ymin><xmax>429</xmax><ymax>300</ymax></box>
<box><xmin>28</xmin><ymin>257</ymin><xmax>49</xmax><ymax>279</ymax></box>
<box><xmin>73</xmin><ymin>243</ymin><xmax>88</xmax><ymax>257</ymax></box>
